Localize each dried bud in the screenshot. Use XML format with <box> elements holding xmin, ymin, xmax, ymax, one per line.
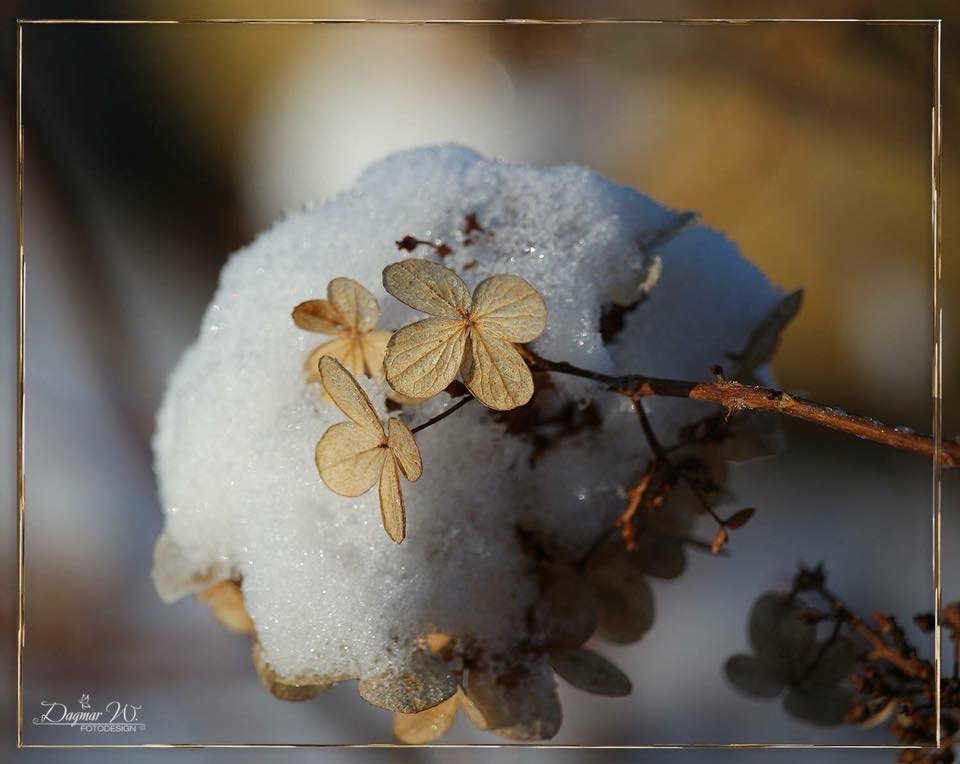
<box><xmin>913</xmin><ymin>612</ymin><xmax>936</xmax><ymax>633</ymax></box>
<box><xmin>724</xmin><ymin>507</ymin><xmax>756</xmax><ymax>530</ymax></box>
<box><xmin>873</xmin><ymin>611</ymin><xmax>894</xmax><ymax>634</ymax></box>
<box><xmin>710</xmin><ymin>526</ymin><xmax>728</xmax><ymax>555</ymax></box>
<box><xmin>397</xmin><ymin>235</ymin><xmax>419</xmax><ymax>251</ymax></box>
<box><xmin>794</xmin><ymin>564</ymin><xmax>826</xmax><ymax>592</ymax></box>
<box><xmin>463</xmin><ymin>212</ymin><xmax>483</xmax><ymax>235</ymax></box>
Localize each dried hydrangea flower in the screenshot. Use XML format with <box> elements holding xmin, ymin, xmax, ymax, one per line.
<box><xmin>292</xmin><ymin>277</ymin><xmax>393</xmax><ymax>386</ymax></box>
<box><xmin>314</xmin><ymin>356</ymin><xmax>423</xmax><ymax>543</ymax></box>
<box><xmin>152</xmin><ymin>145</ymin><xmax>789</xmax><ymax>742</ymax></box>
<box><xmin>382</xmin><ymin>259</ymin><xmax>547</xmax><ymax>411</ymax></box>
<box><xmin>725</xmin><ymin>593</ymin><xmax>856</xmax><ymax>726</ymax></box>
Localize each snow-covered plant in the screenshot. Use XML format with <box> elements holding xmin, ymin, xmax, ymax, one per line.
<box><xmin>152</xmin><ymin>145</ymin><xmax>955</xmax><ymax>744</ymax></box>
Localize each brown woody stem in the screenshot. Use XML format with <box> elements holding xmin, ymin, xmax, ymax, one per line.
<box><xmin>519</xmin><ymin>347</ymin><xmax>958</xmax><ymax>469</ymax></box>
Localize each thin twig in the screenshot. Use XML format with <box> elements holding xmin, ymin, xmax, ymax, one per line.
<box><xmin>411</xmin><ymin>395</ymin><xmax>474</xmax><ymax>434</ymax></box>
<box><xmin>519</xmin><ymin>347</ymin><xmax>959</xmax><ymax>468</ymax></box>
<box><xmin>811</xmin><ymin>584</ymin><xmax>934</xmax><ymax>680</ymax></box>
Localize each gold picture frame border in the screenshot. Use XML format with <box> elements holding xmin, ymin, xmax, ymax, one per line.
<box><xmin>14</xmin><ymin>15</ymin><xmax>944</xmax><ymax>752</ymax></box>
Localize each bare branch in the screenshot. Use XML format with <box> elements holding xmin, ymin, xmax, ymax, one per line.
<box><xmin>519</xmin><ymin>347</ymin><xmax>959</xmax><ymax>469</ymax></box>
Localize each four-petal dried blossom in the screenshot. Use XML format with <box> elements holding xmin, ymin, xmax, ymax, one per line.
<box><xmin>725</xmin><ymin>592</ymin><xmax>857</xmax><ymax>726</ymax></box>
<box><xmin>314</xmin><ymin>356</ymin><xmax>423</xmax><ymax>543</ymax></box>
<box><xmin>382</xmin><ymin>259</ymin><xmax>548</xmax><ymax>411</ymax></box>
<box><xmin>293</xmin><ymin>277</ymin><xmax>393</xmax><ymax>386</ymax></box>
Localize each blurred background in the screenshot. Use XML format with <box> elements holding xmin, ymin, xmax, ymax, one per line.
<box><xmin>2</xmin><ymin>1</ymin><xmax>958</xmax><ymax>762</ymax></box>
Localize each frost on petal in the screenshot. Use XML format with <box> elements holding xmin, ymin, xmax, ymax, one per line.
<box><xmin>252</xmin><ymin>641</ymin><xmax>335</xmax><ymax>702</ymax></box>
<box><xmin>383</xmin><ymin>259</ymin><xmax>471</xmax><ymax>317</ymax></box>
<box><xmin>361</xmin><ymin>330</ymin><xmax>393</xmax><ymax>378</ymax></box>
<box><xmin>383</xmin><ymin>317</ymin><xmax>466</xmax><ymax>399</ymax></box>
<box><xmin>196</xmin><ymin>580</ymin><xmax>255</xmax><ymax>636</ymax></box>
<box><xmin>470</xmin><ymin>274</ymin><xmax>548</xmax><ymax>343</ymax></box>
<box><xmin>387</xmin><ymin>418</ymin><xmax>422</xmax><ymax>482</ymax></box>
<box><xmin>357</xmin><ymin>651</ymin><xmax>458</xmax><ymax>713</ymax></box>
<box><xmin>548</xmin><ymin>647</ymin><xmax>632</xmax><ymax>697</ymax></box>
<box><xmin>315</xmin><ymin>422</ymin><xmax>386</xmax><ymax>496</ymax></box>
<box><xmin>460</xmin><ymin>331</ymin><xmax>534</xmax><ymax>411</ymax></box>
<box><xmin>328</xmin><ymin>277</ymin><xmax>381</xmax><ymax>332</ymax></box>
<box><xmin>465</xmin><ymin>661</ymin><xmax>562</xmax><ymax>741</ymax></box>
<box><xmin>292</xmin><ymin>299</ymin><xmax>344</xmax><ymax>334</ymax></box>
<box><xmin>393</xmin><ymin>693</ymin><xmax>459</xmax><ymax>744</ymax></box>
<box><xmin>318</xmin><ymin>356</ymin><xmax>384</xmax><ymax>433</ymax></box>
<box><xmin>378</xmin><ymin>454</ymin><xmax>406</xmax><ymax>544</ymax></box>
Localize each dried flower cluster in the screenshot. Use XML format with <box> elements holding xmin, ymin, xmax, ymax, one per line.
<box><xmin>297</xmin><ymin>259</ymin><xmax>547</xmax><ymax>544</ymax></box>
<box><xmin>154</xmin><ymin>147</ymin><xmax>953</xmax><ymax>748</ymax></box>
<box><xmin>728</xmin><ymin>566</ymin><xmax>959</xmax><ymax>763</ymax></box>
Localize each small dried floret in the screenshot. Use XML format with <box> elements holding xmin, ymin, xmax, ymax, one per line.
<box><xmin>293</xmin><ymin>277</ymin><xmax>393</xmax><ymax>388</ymax></box>
<box><xmin>725</xmin><ymin>593</ymin><xmax>856</xmax><ymax>726</ymax></box>
<box><xmin>314</xmin><ymin>357</ymin><xmax>423</xmax><ymax>543</ymax></box>
<box><xmin>382</xmin><ymin>259</ymin><xmax>547</xmax><ymax>411</ymax></box>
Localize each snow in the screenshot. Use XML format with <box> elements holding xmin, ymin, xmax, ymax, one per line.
<box><xmin>152</xmin><ymin>144</ymin><xmax>782</xmax><ymax>686</ymax></box>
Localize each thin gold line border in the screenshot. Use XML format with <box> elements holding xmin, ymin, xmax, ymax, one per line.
<box><xmin>14</xmin><ymin>15</ymin><xmax>944</xmax><ymax>751</ymax></box>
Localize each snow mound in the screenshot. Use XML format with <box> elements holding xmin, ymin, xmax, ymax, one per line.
<box><xmin>152</xmin><ymin>144</ymin><xmax>781</xmax><ymax>687</ymax></box>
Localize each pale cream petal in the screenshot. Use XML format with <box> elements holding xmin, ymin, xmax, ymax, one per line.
<box><xmin>457</xmin><ymin>686</ymin><xmax>489</xmax><ymax>729</ymax></box>
<box><xmin>357</xmin><ymin>651</ymin><xmax>458</xmax><ymax>713</ymax></box>
<box><xmin>360</xmin><ymin>330</ymin><xmax>393</xmax><ymax>378</ymax></box>
<box><xmin>315</xmin><ymin>422</ymin><xmax>386</xmax><ymax>496</ymax></box>
<box><xmin>292</xmin><ymin>299</ymin><xmax>344</xmax><ymax>334</ymax></box>
<box><xmin>378</xmin><ymin>454</ymin><xmax>406</xmax><ymax>543</ymax></box>
<box><xmin>392</xmin><ymin>693</ymin><xmax>459</xmax><ymax>744</ymax></box>
<box><xmin>318</xmin><ymin>356</ymin><xmax>384</xmax><ymax>432</ymax></box>
<box><xmin>383</xmin><ymin>317</ymin><xmax>466</xmax><ymax>399</ymax></box>
<box><xmin>383</xmin><ymin>259</ymin><xmax>471</xmax><ymax>317</ymax></box>
<box><xmin>305</xmin><ymin>336</ymin><xmax>362</xmax><ymax>385</ymax></box>
<box><xmin>387</xmin><ymin>418</ymin><xmax>422</xmax><ymax>482</ymax></box>
<box><xmin>328</xmin><ymin>277</ymin><xmax>381</xmax><ymax>332</ymax></box>
<box><xmin>196</xmin><ymin>580</ymin><xmax>255</xmax><ymax>636</ymax></box>
<box><xmin>470</xmin><ymin>274</ymin><xmax>547</xmax><ymax>342</ymax></box>
<box><xmin>460</xmin><ymin>330</ymin><xmax>534</xmax><ymax>411</ymax></box>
